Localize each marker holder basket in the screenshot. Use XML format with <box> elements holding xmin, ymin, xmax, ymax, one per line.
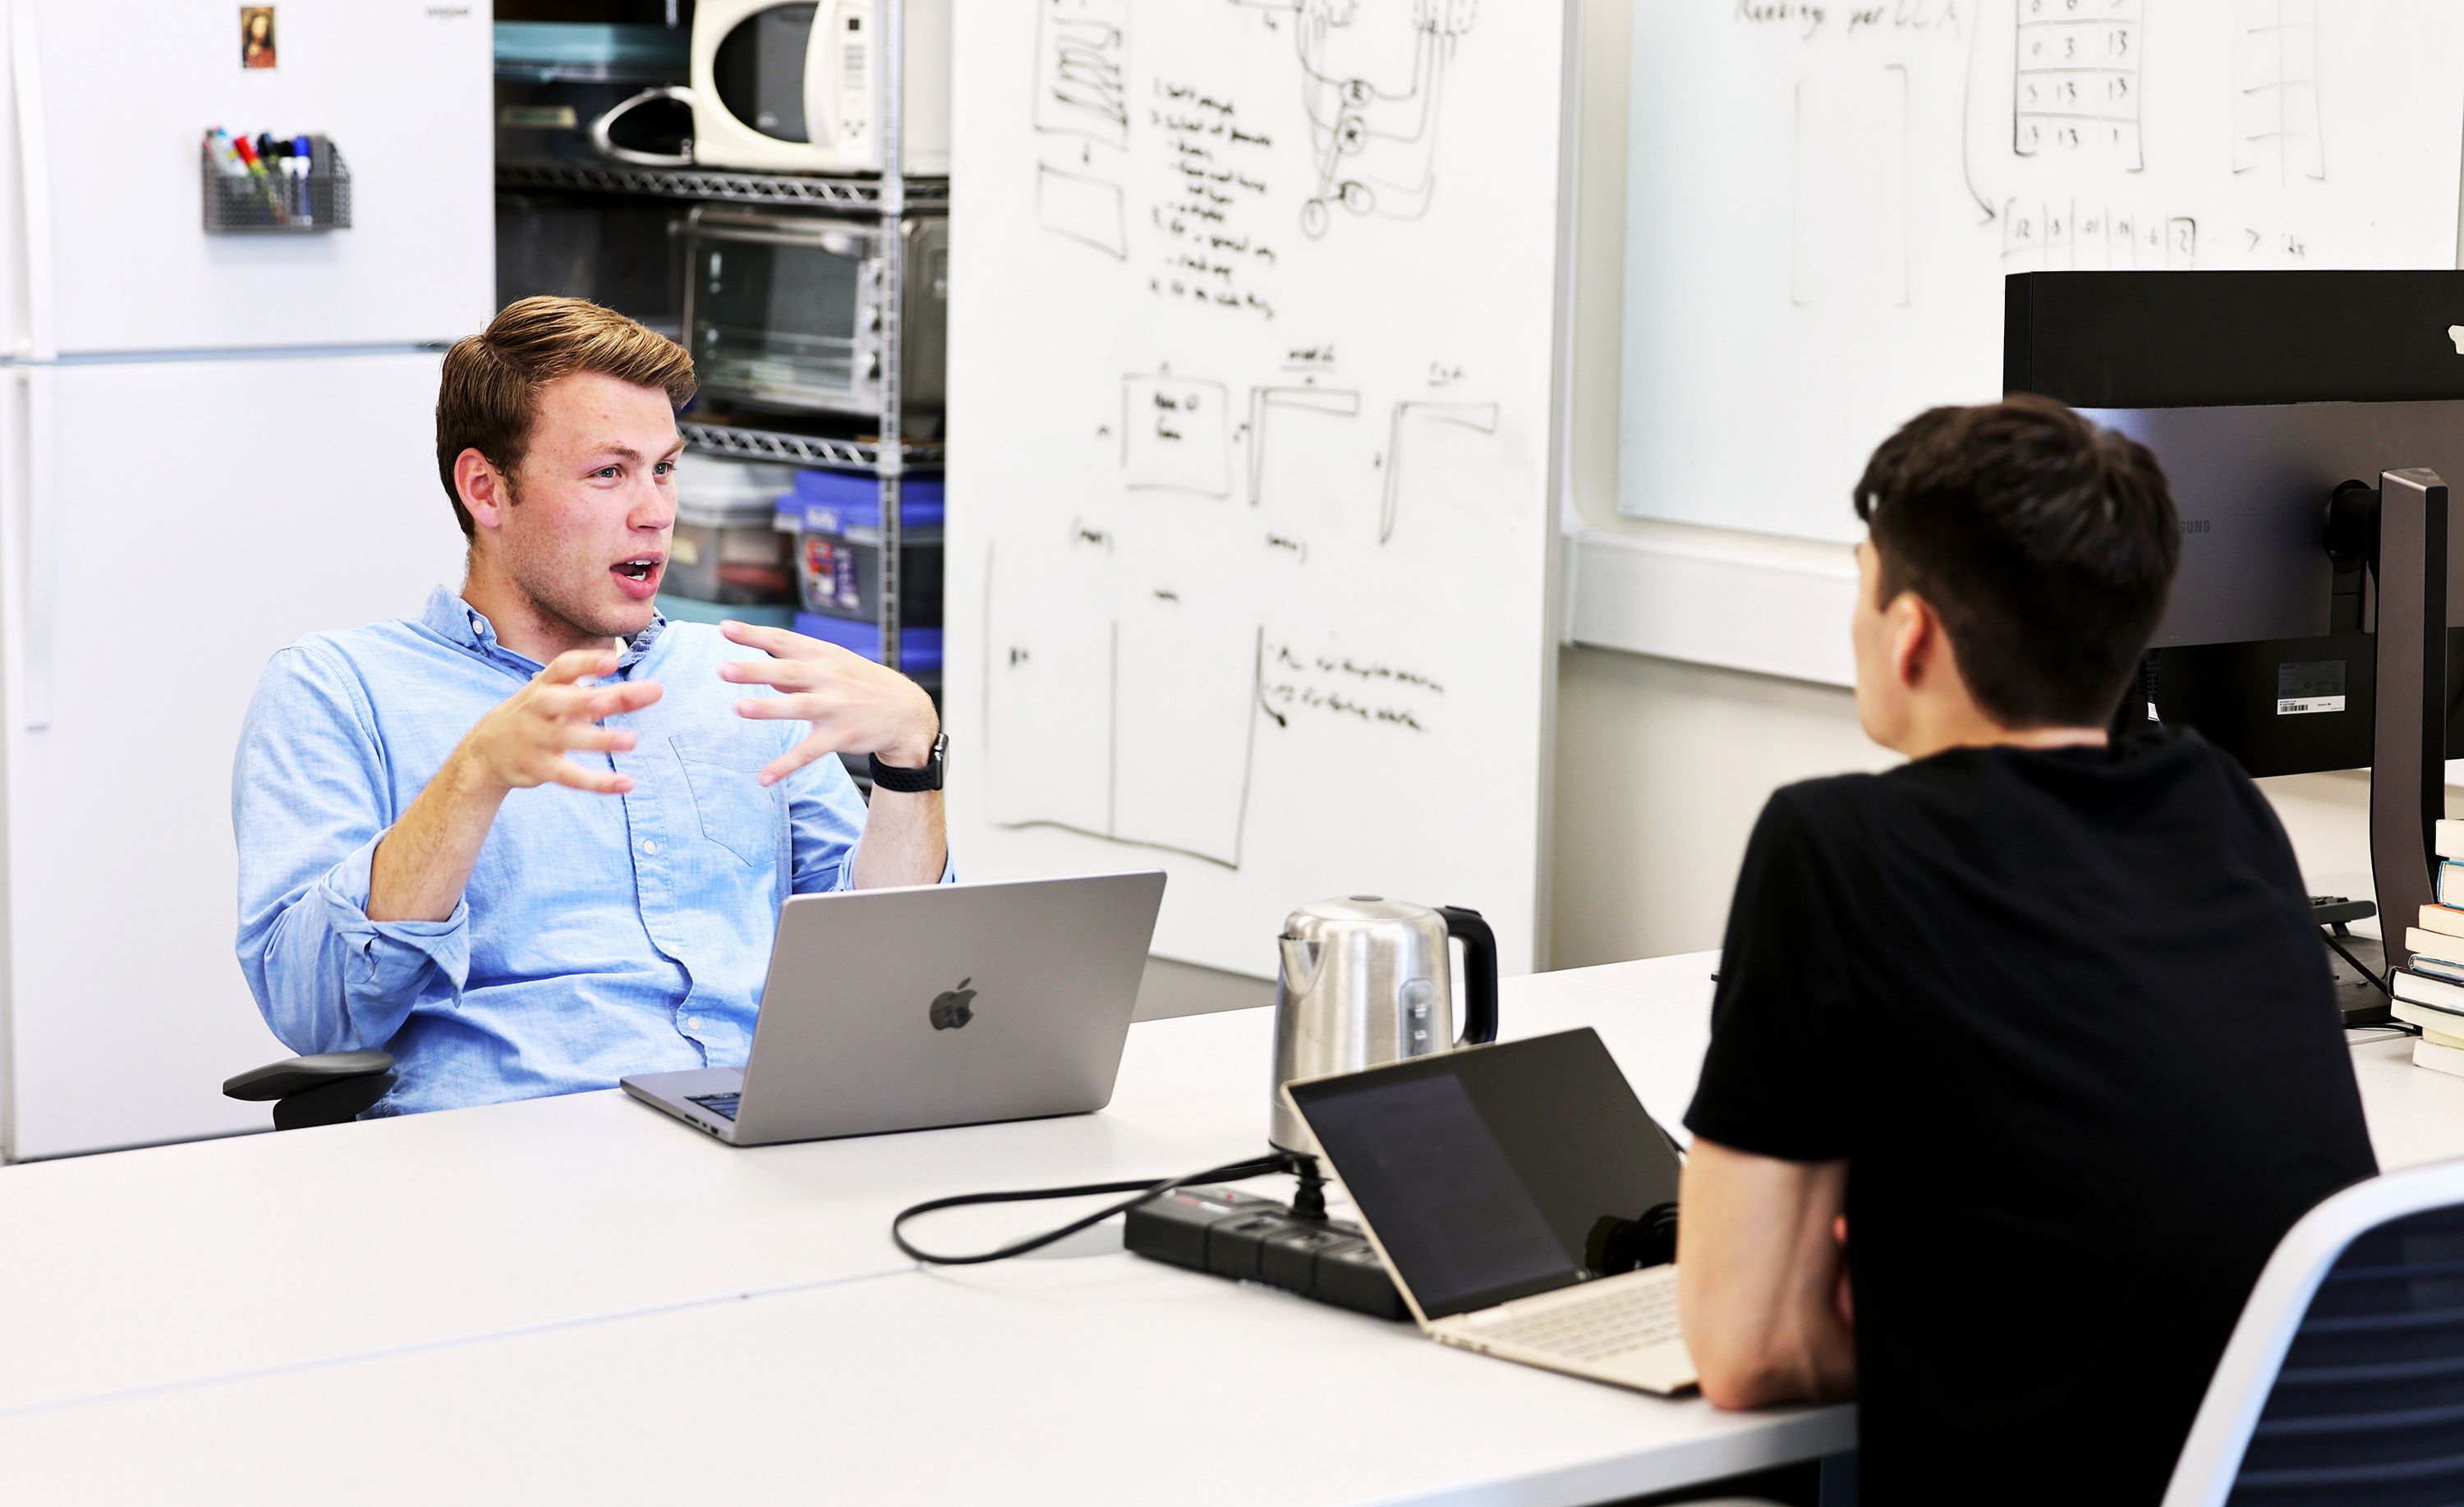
<box><xmin>200</xmin><ymin>140</ymin><xmax>352</xmax><ymax>233</ymax></box>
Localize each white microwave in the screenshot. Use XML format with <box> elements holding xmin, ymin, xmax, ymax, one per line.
<box><xmin>690</xmin><ymin>0</ymin><xmax>951</xmax><ymax>176</ymax></box>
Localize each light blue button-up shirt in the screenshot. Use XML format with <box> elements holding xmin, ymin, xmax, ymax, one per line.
<box><xmin>233</xmin><ymin>586</ymin><xmax>917</xmax><ymax>1116</ymax></box>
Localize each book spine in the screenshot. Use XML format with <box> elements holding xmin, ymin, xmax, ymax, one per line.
<box><xmin>2395</xmin><ymin>968</ymin><xmax>2464</xmax><ymax>1010</ymax></box>
<box><xmin>2415</xmin><ymin>1037</ymin><xmax>2464</xmax><ymax>1077</ymax></box>
<box><xmin>2405</xmin><ymin>928</ymin><xmax>2464</xmax><ymax>965</ymax></box>
<box><xmin>2393</xmin><ymin>993</ymin><xmax>2464</xmax><ymax>1046</ymax></box>
<box><xmin>2393</xmin><ymin>998</ymin><xmax>2464</xmax><ymax>1038</ymax></box>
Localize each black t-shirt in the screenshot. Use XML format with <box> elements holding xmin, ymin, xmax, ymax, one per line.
<box><xmin>1686</xmin><ymin>729</ymin><xmax>2376</xmax><ymax>1505</ymax></box>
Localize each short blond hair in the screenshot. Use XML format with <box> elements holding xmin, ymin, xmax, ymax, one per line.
<box><xmin>434</xmin><ymin>296</ymin><xmax>696</xmax><ymax>537</ymax></box>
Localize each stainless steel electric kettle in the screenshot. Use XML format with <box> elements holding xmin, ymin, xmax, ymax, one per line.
<box><xmin>1268</xmin><ymin>896</ymin><xmax>1500</xmax><ymax>1154</ymax></box>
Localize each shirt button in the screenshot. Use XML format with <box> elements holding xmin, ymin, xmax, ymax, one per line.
<box><xmin>641</xmin><ymin>838</ymin><xmax>660</xmax><ymax>856</ymax></box>
<box><xmin>685</xmin><ymin>1015</ymin><xmax>704</xmax><ymax>1033</ymax></box>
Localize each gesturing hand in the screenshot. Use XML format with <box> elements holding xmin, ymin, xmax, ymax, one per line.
<box><xmin>462</xmin><ymin>649</ymin><xmax>664</xmax><ymax>796</ymax></box>
<box><xmin>717</xmin><ymin>620</ymin><xmax>939</xmax><ymax>788</ymax></box>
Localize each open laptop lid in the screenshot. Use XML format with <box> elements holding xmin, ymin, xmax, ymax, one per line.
<box><xmin>1287</xmin><ymin>1028</ymin><xmax>1683</xmax><ymax>1321</ymax></box>
<box><xmin>726</xmin><ymin>870</ymin><xmax>1166</xmax><ymax>1144</ymax></box>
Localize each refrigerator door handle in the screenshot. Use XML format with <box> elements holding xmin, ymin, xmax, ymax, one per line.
<box><xmin>11</xmin><ymin>365</ymin><xmax>53</xmax><ymax>731</ymax></box>
<box><xmin>7</xmin><ymin>0</ymin><xmax>57</xmax><ymax>360</ymax></box>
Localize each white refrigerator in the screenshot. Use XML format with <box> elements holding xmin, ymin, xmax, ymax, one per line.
<box><xmin>0</xmin><ymin>0</ymin><xmax>492</xmax><ymax>1158</ymax></box>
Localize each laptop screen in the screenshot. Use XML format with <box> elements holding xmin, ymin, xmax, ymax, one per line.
<box><xmin>1286</xmin><ymin>1028</ymin><xmax>1684</xmax><ymax>1320</ymax></box>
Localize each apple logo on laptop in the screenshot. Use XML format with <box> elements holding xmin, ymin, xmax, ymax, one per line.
<box><xmin>929</xmin><ymin>977</ymin><xmax>977</xmax><ymax>1031</ymax></box>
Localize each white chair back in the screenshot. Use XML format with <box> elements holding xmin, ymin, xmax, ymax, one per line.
<box><xmin>2161</xmin><ymin>1160</ymin><xmax>2464</xmax><ymax>1506</ymax></box>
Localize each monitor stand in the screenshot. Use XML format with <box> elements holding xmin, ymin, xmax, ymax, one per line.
<box><xmin>2328</xmin><ymin>944</ymin><xmax>2393</xmax><ymax>1026</ymax></box>
<box><xmin>2347</xmin><ymin>469</ymin><xmax>2447</xmax><ymax>1007</ymax></box>
<box><xmin>2315</xmin><ymin>895</ymin><xmax>2392</xmax><ymax>1027</ymax></box>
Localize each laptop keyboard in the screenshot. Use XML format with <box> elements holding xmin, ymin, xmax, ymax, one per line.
<box><xmin>687</xmin><ymin>1092</ymin><xmax>742</xmax><ymax>1122</ymax></box>
<box><xmin>1467</xmin><ymin>1269</ymin><xmax>1683</xmax><ymax>1363</ymax></box>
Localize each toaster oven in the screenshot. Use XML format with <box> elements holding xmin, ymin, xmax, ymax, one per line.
<box><xmin>681</xmin><ymin>206</ymin><xmax>948</xmax><ymax>428</ymax></box>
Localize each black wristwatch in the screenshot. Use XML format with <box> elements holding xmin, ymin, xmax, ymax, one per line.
<box><xmin>869</xmin><ymin>731</ymin><xmax>948</xmax><ymax>793</ymax></box>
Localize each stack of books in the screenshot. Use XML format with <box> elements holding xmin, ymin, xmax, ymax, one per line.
<box><xmin>2396</xmin><ymin>820</ymin><xmax>2464</xmax><ymax>1077</ymax></box>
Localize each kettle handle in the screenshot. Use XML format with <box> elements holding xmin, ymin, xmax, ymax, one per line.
<box><xmin>1438</xmin><ymin>905</ymin><xmax>1499</xmax><ymax>1046</ymax></box>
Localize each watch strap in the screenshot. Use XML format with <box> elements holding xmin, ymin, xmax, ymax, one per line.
<box><xmin>869</xmin><ymin>732</ymin><xmax>946</xmax><ymax>793</ymax></box>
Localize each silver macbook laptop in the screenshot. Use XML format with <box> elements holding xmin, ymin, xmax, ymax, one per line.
<box><xmin>623</xmin><ymin>871</ymin><xmax>1166</xmax><ymax>1146</ymax></box>
<box><xmin>1285</xmin><ymin>1028</ymin><xmax>1699</xmax><ymax>1394</ymax></box>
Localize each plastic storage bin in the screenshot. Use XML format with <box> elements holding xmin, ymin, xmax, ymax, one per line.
<box><xmin>655</xmin><ymin>595</ymin><xmax>796</xmax><ymax>630</ymax></box>
<box><xmin>775</xmin><ymin>470</ymin><xmax>945</xmax><ymax>626</ymax></box>
<box><xmin>665</xmin><ymin>462</ymin><xmax>798</xmax><ymax>605</ymax></box>
<box><xmin>795</xmin><ymin>613</ymin><xmax>943</xmax><ymax>673</ymax></box>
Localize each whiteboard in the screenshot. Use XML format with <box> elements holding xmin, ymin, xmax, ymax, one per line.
<box><xmin>1620</xmin><ymin>0</ymin><xmax>2464</xmax><ymax>544</ymax></box>
<box><xmin>947</xmin><ymin>0</ymin><xmax>1570</xmax><ymax>978</ymax></box>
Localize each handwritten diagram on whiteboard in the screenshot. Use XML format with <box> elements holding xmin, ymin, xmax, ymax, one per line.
<box><xmin>1621</xmin><ymin>0</ymin><xmax>2464</xmax><ymax>543</ymax></box>
<box><xmin>953</xmin><ymin>0</ymin><xmax>1570</xmax><ymax>977</ymax></box>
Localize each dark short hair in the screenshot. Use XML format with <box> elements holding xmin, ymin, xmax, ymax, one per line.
<box><xmin>1854</xmin><ymin>396</ymin><xmax>2181</xmax><ymax>728</ymax></box>
<box><xmin>434</xmin><ymin>296</ymin><xmax>696</xmax><ymax>538</ymax></box>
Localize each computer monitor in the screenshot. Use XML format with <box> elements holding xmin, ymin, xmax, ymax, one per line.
<box><xmin>2074</xmin><ymin>402</ymin><xmax>2459</xmax><ymax>779</ymax></box>
<box><xmin>2006</xmin><ymin>271</ymin><xmax>2464</xmax><ymax>1001</ymax></box>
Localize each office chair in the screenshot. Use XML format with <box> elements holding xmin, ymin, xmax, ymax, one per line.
<box><xmin>222</xmin><ymin>1050</ymin><xmax>395</xmax><ymax>1130</ymax></box>
<box><xmin>2161</xmin><ymin>1160</ymin><xmax>2464</xmax><ymax>1505</ymax></box>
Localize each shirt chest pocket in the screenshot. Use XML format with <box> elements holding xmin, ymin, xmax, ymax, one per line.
<box><xmin>669</xmin><ymin>730</ymin><xmax>788</xmax><ymax>870</ymax></box>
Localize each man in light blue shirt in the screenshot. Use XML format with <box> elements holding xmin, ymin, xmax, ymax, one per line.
<box><xmin>233</xmin><ymin>297</ymin><xmax>949</xmax><ymax>1115</ymax></box>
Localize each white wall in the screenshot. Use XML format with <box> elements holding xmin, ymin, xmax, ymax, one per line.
<box><xmin>1547</xmin><ymin>0</ymin><xmax>2436</xmax><ymax>967</ymax></box>
<box><xmin>1548</xmin><ymin>641</ymin><xmax>2443</xmax><ymax>964</ymax></box>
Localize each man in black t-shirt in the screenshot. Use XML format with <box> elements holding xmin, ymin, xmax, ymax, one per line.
<box><xmin>1676</xmin><ymin>397</ymin><xmax>2377</xmax><ymax>1504</ymax></box>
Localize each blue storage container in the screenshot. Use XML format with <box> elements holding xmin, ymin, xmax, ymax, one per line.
<box><xmin>794</xmin><ymin>612</ymin><xmax>943</xmax><ymax>673</ymax></box>
<box><xmin>788</xmin><ymin>466</ymin><xmax>947</xmax><ymax>521</ymax></box>
<box><xmin>775</xmin><ymin>470</ymin><xmax>945</xmax><ymax>627</ymax></box>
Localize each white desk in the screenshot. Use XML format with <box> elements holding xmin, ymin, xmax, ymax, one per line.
<box><xmin>1</xmin><ymin>954</ymin><xmax>2454</xmax><ymax>1506</ymax></box>
<box><xmin>0</xmin><ymin>996</ymin><xmax>1262</xmax><ymax>1413</ymax></box>
<box><xmin>0</xmin><ymin>1248</ymin><xmax>1850</xmax><ymax>1507</ymax></box>
<box><xmin>0</xmin><ymin>963</ymin><xmax>1702</xmax><ymax>1417</ymax></box>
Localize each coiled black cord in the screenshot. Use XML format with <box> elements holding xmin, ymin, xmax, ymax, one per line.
<box><xmin>891</xmin><ymin>1150</ymin><xmax>1311</xmax><ymax>1266</ymax></box>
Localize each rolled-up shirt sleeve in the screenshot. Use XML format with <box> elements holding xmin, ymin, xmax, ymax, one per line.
<box><xmin>233</xmin><ymin>644</ymin><xmax>472</xmax><ymax>1054</ymax></box>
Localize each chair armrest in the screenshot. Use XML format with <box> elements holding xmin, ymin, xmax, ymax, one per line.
<box><xmin>222</xmin><ymin>1050</ymin><xmax>396</xmax><ymax>1102</ymax></box>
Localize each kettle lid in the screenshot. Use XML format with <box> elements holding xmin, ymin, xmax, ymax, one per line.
<box><xmin>1283</xmin><ymin>894</ymin><xmax>1439</xmax><ymax>935</ymax></box>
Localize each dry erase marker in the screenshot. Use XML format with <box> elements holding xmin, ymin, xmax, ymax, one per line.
<box><xmin>207</xmin><ymin>128</ymin><xmax>249</xmax><ymax>176</ymax></box>
<box><xmin>231</xmin><ymin>134</ymin><xmax>287</xmax><ymax>220</ymax></box>
<box><xmin>273</xmin><ymin>136</ymin><xmax>298</xmax><ymax>216</ymax></box>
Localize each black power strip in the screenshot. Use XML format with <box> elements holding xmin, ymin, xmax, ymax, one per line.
<box><xmin>1124</xmin><ymin>1183</ymin><xmax>1410</xmax><ymax>1321</ymax></box>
